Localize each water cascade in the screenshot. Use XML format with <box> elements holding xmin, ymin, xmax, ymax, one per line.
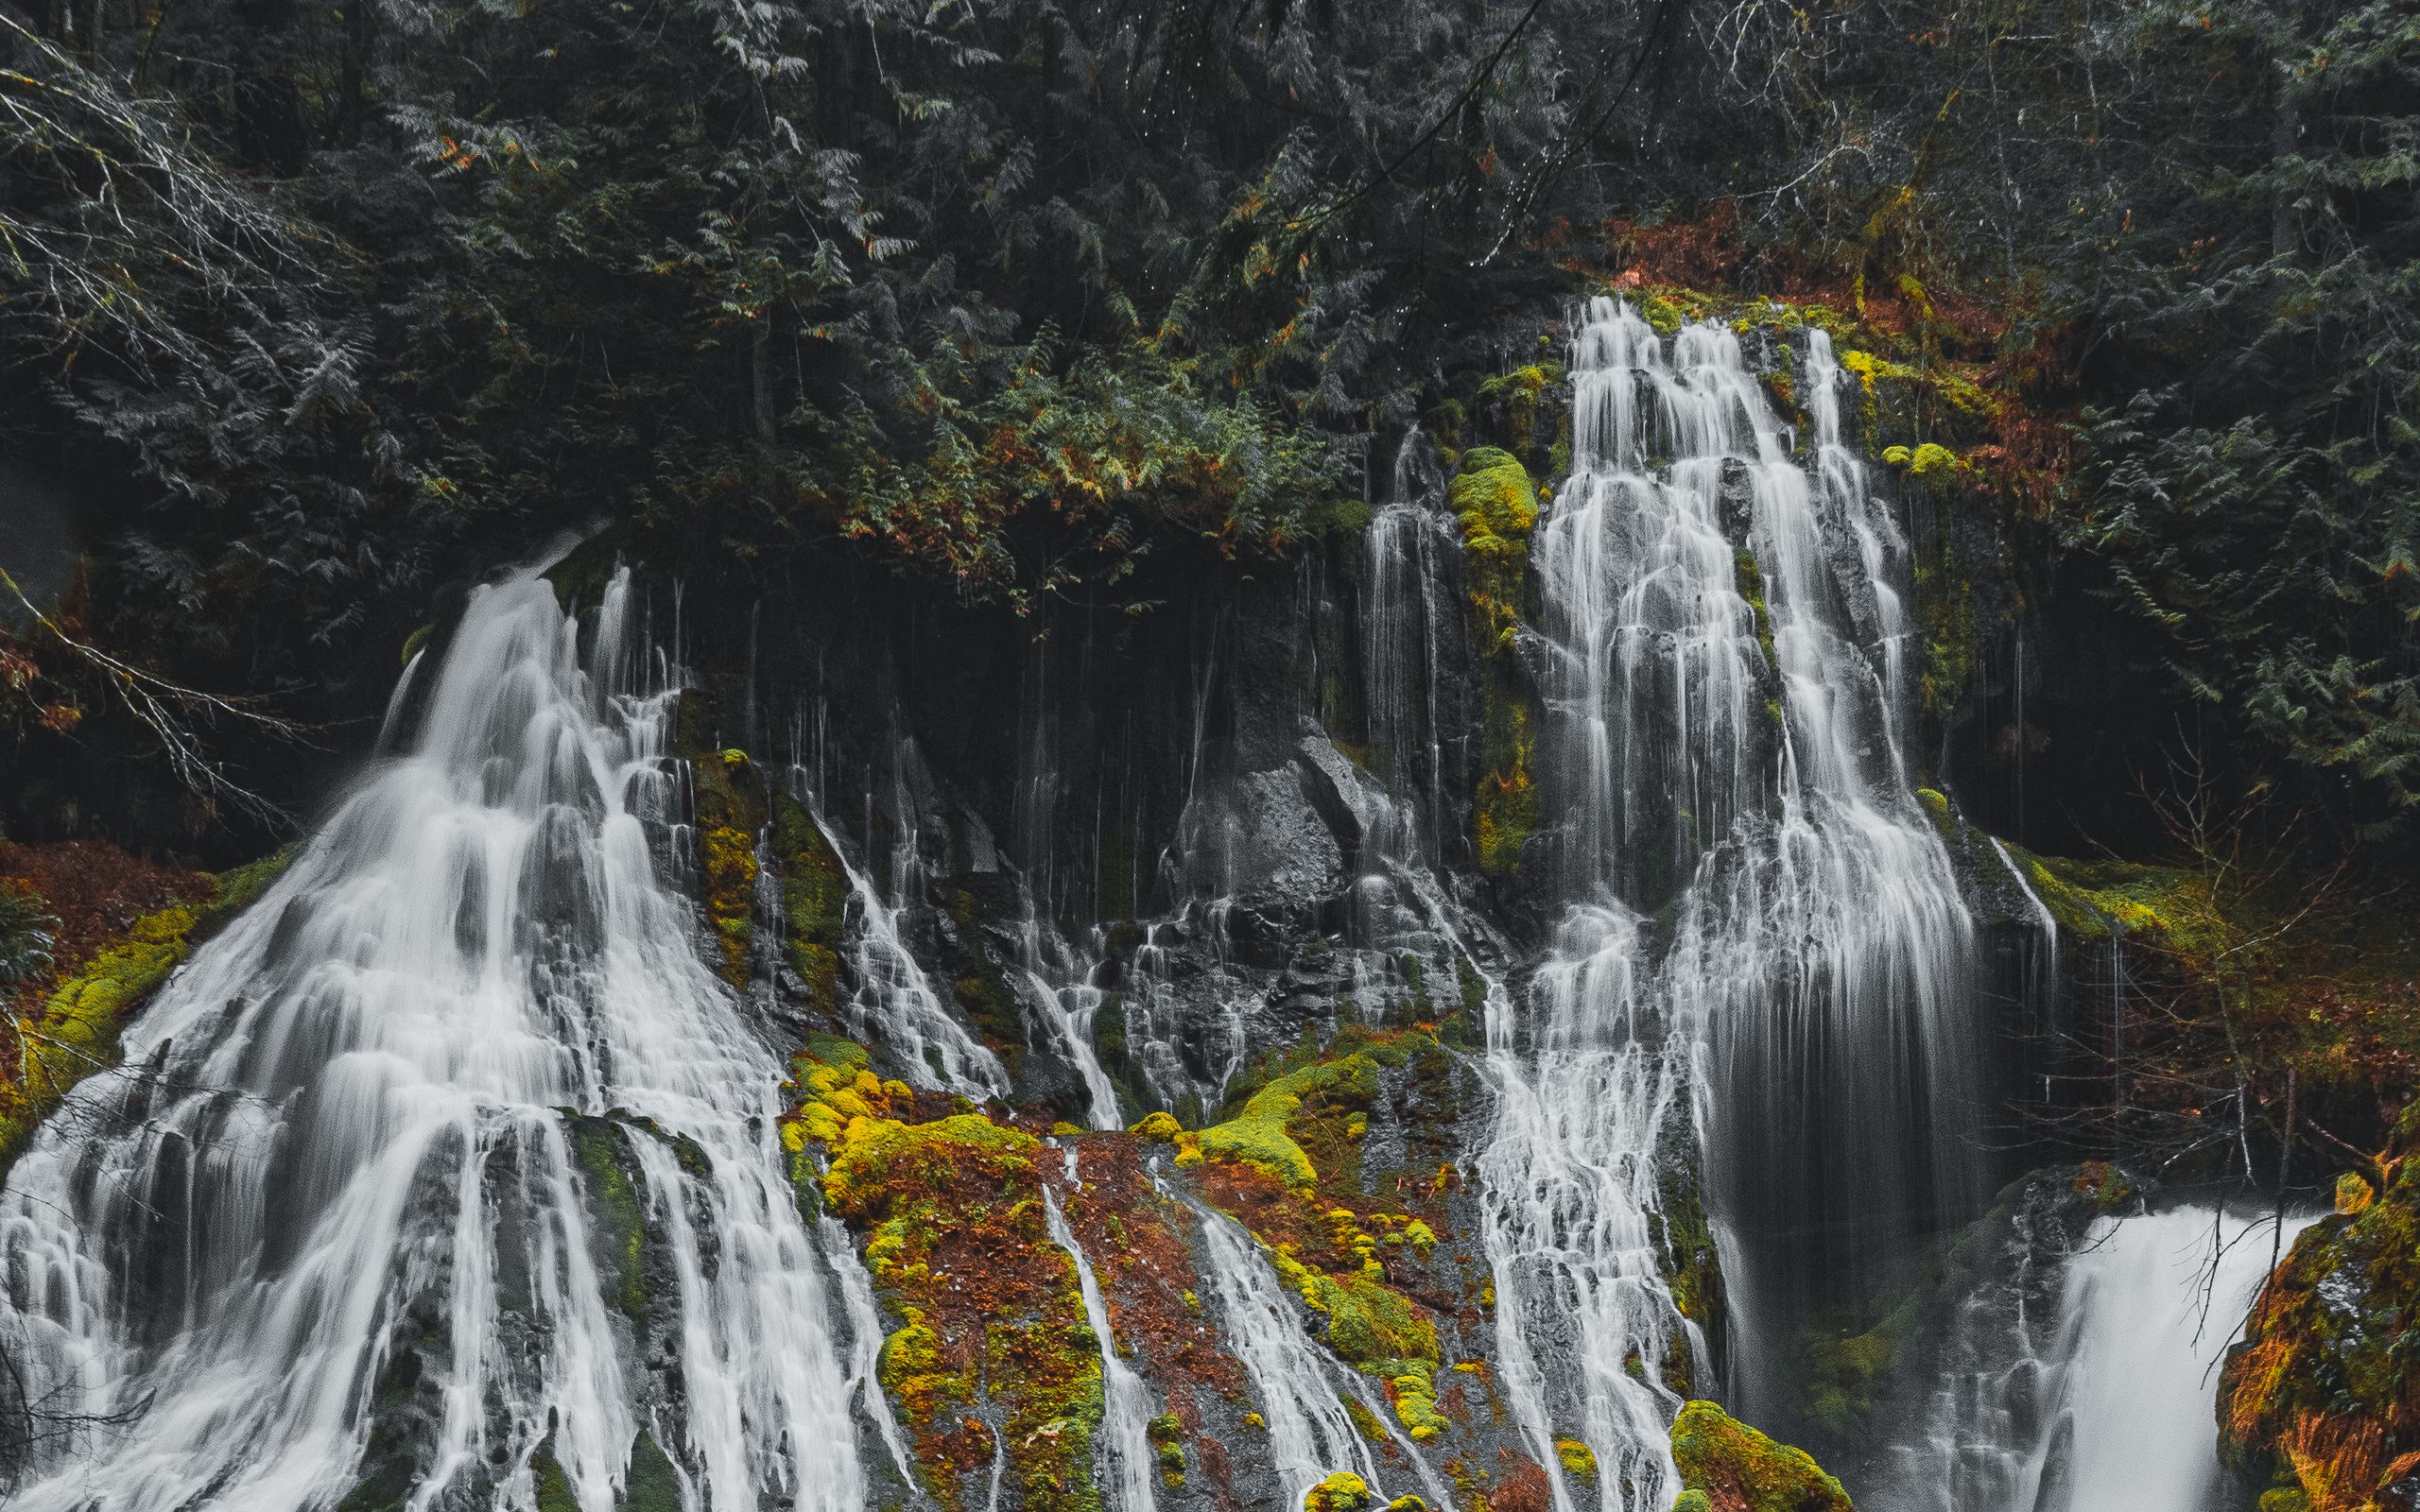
<box><xmin>0</xmin><ymin>570</ymin><xmax>867</xmax><ymax>1511</ymax></box>
<box><xmin>1880</xmin><ymin>1206</ymin><xmax>2313</xmax><ymax>1512</ymax></box>
<box><xmin>1194</xmin><ymin>1209</ymin><xmax>1391</xmax><ymax>1509</ymax></box>
<box><xmin>782</xmin><ymin>760</ymin><xmax>1008</xmax><ymax>1100</ymax></box>
<box><xmin>1474</xmin><ymin>296</ymin><xmax>1987</xmax><ymax>1504</ymax></box>
<box><xmin>1045</xmin><ymin>1156</ymin><xmax>1160</xmax><ymax>1512</ymax></box>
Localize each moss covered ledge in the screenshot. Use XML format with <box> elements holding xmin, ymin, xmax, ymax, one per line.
<box><xmin>0</xmin><ymin>848</ymin><xmax>290</xmax><ymax>1176</ymax></box>
<box><xmin>1668</xmin><ymin>1400</ymin><xmax>1854</xmax><ymax>1512</ymax></box>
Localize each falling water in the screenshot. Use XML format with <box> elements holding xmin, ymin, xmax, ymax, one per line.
<box><xmin>1476</xmin><ymin>295</ymin><xmax>1986</xmax><ymax>1497</ymax></box>
<box><xmin>0</xmin><ymin>569</ymin><xmax>866</xmax><ymax>1511</ymax></box>
<box><xmin>1194</xmin><ymin>1209</ymin><xmax>1391</xmax><ymax>1510</ymax></box>
<box><xmin>1882</xmin><ymin>1206</ymin><xmax>2310</xmax><ymax>1512</ymax></box>
<box><xmin>1045</xmin><ymin>1158</ymin><xmax>1160</xmax><ymax>1512</ymax></box>
<box><xmin>1362</xmin><ymin>428</ymin><xmax>1457</xmax><ymax>863</ymax></box>
<box><xmin>783</xmin><ymin>760</ymin><xmax>1008</xmax><ymax>1100</ymax></box>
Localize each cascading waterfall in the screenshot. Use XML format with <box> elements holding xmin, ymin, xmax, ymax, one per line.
<box><xmin>1194</xmin><ymin>1209</ymin><xmax>1392</xmax><ymax>1510</ymax></box>
<box><xmin>1475</xmin><ymin>295</ymin><xmax>1986</xmax><ymax>1503</ymax></box>
<box><xmin>0</xmin><ymin>569</ymin><xmax>866</xmax><ymax>1511</ymax></box>
<box><xmin>1880</xmin><ymin>1206</ymin><xmax>2312</xmax><ymax>1512</ymax></box>
<box><xmin>782</xmin><ymin>758</ymin><xmax>1008</xmax><ymax>1100</ymax></box>
<box><xmin>1362</xmin><ymin>427</ymin><xmax>1457</xmax><ymax>866</ymax></box>
<box><xmin>1045</xmin><ymin>1152</ymin><xmax>1159</xmax><ymax>1512</ymax></box>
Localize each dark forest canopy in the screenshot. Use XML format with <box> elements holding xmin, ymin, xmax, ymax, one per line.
<box><xmin>1</xmin><ymin>0</ymin><xmax>2415</xmax><ymax>846</ymax></box>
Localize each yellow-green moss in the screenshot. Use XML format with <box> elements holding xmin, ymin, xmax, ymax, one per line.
<box><xmin>807</xmin><ymin>1097</ymin><xmax>1104</xmax><ymax>1512</ymax></box>
<box><xmin>1147</xmin><ymin>1412</ymin><xmax>1187</xmax><ymax>1486</ymax></box>
<box><xmin>625</xmin><ymin>1432</ymin><xmax>683</xmax><ymax>1512</ymax></box>
<box><xmin>1669</xmin><ymin>1400</ymin><xmax>1852</xmax><ymax>1512</ymax></box>
<box><xmin>1130</xmin><ymin>1110</ymin><xmax>1184</xmax><ymax>1143</ymax></box>
<box><xmin>1554</xmin><ymin>1438</ymin><xmax>1598</xmax><ymax>1483</ymax></box>
<box><xmin>566</xmin><ymin>1115</ymin><xmax>650</xmax><ymax>1317</ymax></box>
<box><xmin>1473</xmin><ymin>696</ymin><xmax>1538</xmax><ymax>880</ymax></box>
<box><xmin>1735</xmin><ymin>550</ymin><xmax>1777</xmax><ymax>669</ymax></box>
<box><xmin>770</xmin><ymin>792</ymin><xmax>846</xmax><ymax>1010</ymax></box>
<box><xmin>2221</xmin><ymin>1107</ymin><xmax>2420</xmax><ymax>1508</ymax></box>
<box><xmin>1199</xmin><ymin>1054</ymin><xmax>1379</xmax><ymax>1193</ymax></box>
<box><xmin>677</xmin><ymin>696</ymin><xmax>768</xmax><ymax>988</ymax></box>
<box><xmin>1475</xmin><ymin>366</ymin><xmax>1563</xmax><ymax>471</ymax></box>
<box><xmin>1450</xmin><ymin>447</ymin><xmax>1539</xmax><ymax>654</ymax></box>
<box><xmin>1306</xmin><ymin>1471</ymin><xmax>1374</xmax><ymax>1512</ymax></box>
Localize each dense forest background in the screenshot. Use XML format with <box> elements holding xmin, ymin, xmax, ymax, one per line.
<box><xmin>1</xmin><ymin>0</ymin><xmax>2415</xmax><ymax>866</ymax></box>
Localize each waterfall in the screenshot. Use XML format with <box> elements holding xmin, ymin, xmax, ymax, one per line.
<box><xmin>1880</xmin><ymin>1205</ymin><xmax>2312</xmax><ymax>1512</ymax></box>
<box><xmin>1044</xmin><ymin>1155</ymin><xmax>1159</xmax><ymax>1512</ymax></box>
<box><xmin>783</xmin><ymin>760</ymin><xmax>1008</xmax><ymax>1099</ymax></box>
<box><xmin>1193</xmin><ymin>1208</ymin><xmax>1391</xmax><ymax>1511</ymax></box>
<box><xmin>0</xmin><ymin>569</ymin><xmax>866</xmax><ymax>1511</ymax></box>
<box><xmin>1362</xmin><ymin>427</ymin><xmax>1457</xmax><ymax>865</ymax></box>
<box><xmin>1475</xmin><ymin>296</ymin><xmax>1984</xmax><ymax>1500</ymax></box>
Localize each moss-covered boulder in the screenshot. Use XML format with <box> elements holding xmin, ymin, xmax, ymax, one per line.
<box><xmin>1668</xmin><ymin>1400</ymin><xmax>1853</xmax><ymax>1512</ymax></box>
<box><xmin>2221</xmin><ymin>1109</ymin><xmax>2420</xmax><ymax>1512</ymax></box>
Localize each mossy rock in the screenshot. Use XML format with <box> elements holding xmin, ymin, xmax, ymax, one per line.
<box><xmin>1306</xmin><ymin>1470</ymin><xmax>1374</xmax><ymax>1512</ymax></box>
<box><xmin>675</xmin><ymin>693</ymin><xmax>768</xmax><ymax>988</ymax></box>
<box><xmin>625</xmin><ymin>1432</ymin><xmax>683</xmax><ymax>1512</ymax></box>
<box><xmin>2221</xmin><ymin>1108</ymin><xmax>2420</xmax><ymax>1509</ymax></box>
<box><xmin>1669</xmin><ymin>1400</ymin><xmax>1852</xmax><ymax>1512</ymax></box>
<box><xmin>565</xmin><ymin>1115</ymin><xmax>651</xmax><ymax>1318</ymax></box>
<box><xmin>1200</xmin><ymin>1053</ymin><xmax>1381</xmax><ymax>1192</ymax></box>
<box><xmin>1449</xmin><ymin>446</ymin><xmax>1538</xmax><ymax>655</ymax></box>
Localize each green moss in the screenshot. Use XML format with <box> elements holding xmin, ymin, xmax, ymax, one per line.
<box><xmin>566</xmin><ymin>1116</ymin><xmax>649</xmax><ymax>1317</ymax></box>
<box><xmin>1343</xmin><ymin>1394</ymin><xmax>1391</xmax><ymax>1443</ymax></box>
<box><xmin>1199</xmin><ymin>1053</ymin><xmax>1380</xmax><ymax>1192</ymax></box>
<box><xmin>625</xmin><ymin>1432</ymin><xmax>683</xmax><ymax>1512</ymax></box>
<box><xmin>1669</xmin><ymin>1400</ymin><xmax>1852</xmax><ymax>1512</ymax></box>
<box><xmin>1735</xmin><ymin>550</ymin><xmax>1776</xmax><ymax>668</ymax></box>
<box><xmin>1475</xmin><ymin>365</ymin><xmax>1563</xmax><ymax>471</ymax></box>
<box><xmin>1386</xmin><ymin>1364</ymin><xmax>1450</xmax><ymax>1442</ymax></box>
<box><xmin>1882</xmin><ymin>441</ymin><xmax>1964</xmax><ymax>477</ymax></box>
<box><xmin>1651</xmin><ymin>1143</ymin><xmax>1725</xmax><ymax>1396</ymax></box>
<box><xmin>2220</xmin><ymin>1108</ymin><xmax>2420</xmax><ymax>1503</ymax></box>
<box><xmin>1554</xmin><ymin>1438</ymin><xmax>1598</xmax><ymax>1483</ymax></box>
<box><xmin>1306</xmin><ymin>1471</ymin><xmax>1374</xmax><ymax>1512</ymax></box>
<box><xmin>1147</xmin><ymin>1412</ymin><xmax>1187</xmax><ymax>1485</ymax></box>
<box><xmin>1994</xmin><ymin>843</ymin><xmax>2206</xmax><ymax>948</ymax></box>
<box><xmin>1912</xmin><ymin>540</ymin><xmax>1974</xmax><ymax>722</ymax></box>
<box><xmin>1313</xmin><ymin>497</ymin><xmax>1376</xmax><ymax>535</ymax></box>
<box><xmin>1449</xmin><ymin>447</ymin><xmax>1539</xmax><ymax>654</ymax></box>
<box><xmin>530</xmin><ymin>1435</ymin><xmax>579</xmax><ymax>1512</ymax></box>
<box><xmin>400</xmin><ymin>622</ymin><xmax>434</xmax><ymax>665</ymax></box>
<box><xmin>673</xmin><ymin>696</ymin><xmax>769</xmax><ymax>987</ymax></box>
<box><xmin>879</xmin><ymin>1314</ymin><xmax>965</xmax><ymax>1426</ymax></box>
<box><xmin>544</xmin><ymin>526</ymin><xmax>632</xmax><ymax>614</ymax></box>
<box><xmin>769</xmin><ymin>792</ymin><xmax>846</xmax><ymax>1009</ymax></box>
<box><xmin>825</xmin><ymin>1113</ymin><xmax>1039</xmax><ymax>1218</ymax></box>
<box><xmin>809</xmin><ymin>1098</ymin><xmax>1104</xmax><ymax>1512</ymax></box>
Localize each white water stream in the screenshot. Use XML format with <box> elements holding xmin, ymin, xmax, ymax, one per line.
<box><xmin>1470</xmin><ymin>298</ymin><xmax>1985</xmax><ymax>1510</ymax></box>
<box><xmin>1883</xmin><ymin>1205</ymin><xmax>2311</xmax><ymax>1512</ymax></box>
<box><xmin>0</xmin><ymin>570</ymin><xmax>866</xmax><ymax>1511</ymax></box>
